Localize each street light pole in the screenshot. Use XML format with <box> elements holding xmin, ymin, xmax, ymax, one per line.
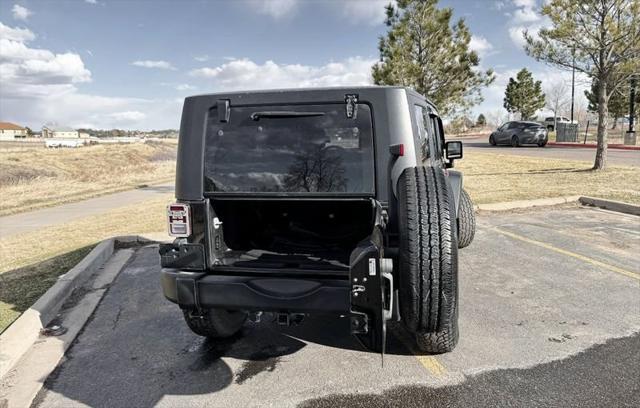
<box><xmin>629</xmin><ymin>76</ymin><xmax>636</xmax><ymax>133</ymax></box>
<box><xmin>626</xmin><ymin>75</ymin><xmax>637</xmax><ymax>145</ymax></box>
<box><xmin>570</xmin><ymin>52</ymin><xmax>575</xmax><ymax>122</ymax></box>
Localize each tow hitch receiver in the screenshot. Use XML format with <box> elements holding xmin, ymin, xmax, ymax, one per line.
<box><xmin>349</xmin><ymin>239</ymin><xmax>394</xmax><ymax>355</ymax></box>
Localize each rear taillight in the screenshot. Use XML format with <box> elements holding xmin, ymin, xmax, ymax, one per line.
<box><xmin>167</xmin><ymin>203</ymin><xmax>191</xmax><ymax>237</ymax></box>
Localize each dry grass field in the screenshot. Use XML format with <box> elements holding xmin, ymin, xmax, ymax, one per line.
<box><xmin>0</xmin><ymin>142</ymin><xmax>176</xmax><ymax>216</ymax></box>
<box><xmin>458</xmin><ymin>151</ymin><xmax>640</xmax><ymax>204</ymax></box>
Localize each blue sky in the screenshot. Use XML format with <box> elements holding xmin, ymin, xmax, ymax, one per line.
<box><xmin>0</xmin><ymin>0</ymin><xmax>588</xmax><ymax>130</ymax></box>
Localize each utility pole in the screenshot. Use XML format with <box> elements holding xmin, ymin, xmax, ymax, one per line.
<box><xmin>626</xmin><ymin>75</ymin><xmax>637</xmax><ymax>145</ymax></box>
<box><xmin>570</xmin><ymin>51</ymin><xmax>575</xmax><ymax>122</ymax></box>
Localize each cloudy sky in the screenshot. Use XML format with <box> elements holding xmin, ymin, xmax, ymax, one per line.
<box><xmin>0</xmin><ymin>0</ymin><xmax>589</xmax><ymax>130</ymax></box>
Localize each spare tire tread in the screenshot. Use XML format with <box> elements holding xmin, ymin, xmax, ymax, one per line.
<box><xmin>397</xmin><ymin>166</ymin><xmax>459</xmax><ymax>353</ymax></box>
<box><xmin>457</xmin><ymin>188</ymin><xmax>476</xmax><ymax>248</ymax></box>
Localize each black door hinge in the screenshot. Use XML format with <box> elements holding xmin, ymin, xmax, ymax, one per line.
<box><xmin>345</xmin><ymin>94</ymin><xmax>358</xmax><ymax>119</ymax></box>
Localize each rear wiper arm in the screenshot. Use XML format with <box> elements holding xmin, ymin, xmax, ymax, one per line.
<box><xmin>250</xmin><ymin>111</ymin><xmax>325</xmax><ymax>121</ymax></box>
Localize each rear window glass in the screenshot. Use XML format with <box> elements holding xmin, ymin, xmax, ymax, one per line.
<box><xmin>523</xmin><ymin>123</ymin><xmax>543</xmax><ymax>128</ymax></box>
<box><xmin>203</xmin><ymin>104</ymin><xmax>375</xmax><ymax>194</ymax></box>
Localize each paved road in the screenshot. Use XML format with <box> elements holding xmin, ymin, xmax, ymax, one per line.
<box><xmin>0</xmin><ymin>184</ymin><xmax>174</xmax><ymax>239</ymax></box>
<box><xmin>460</xmin><ymin>136</ymin><xmax>640</xmax><ymax>166</ymax></box>
<box><xmin>34</xmin><ymin>207</ymin><xmax>640</xmax><ymax>407</ymax></box>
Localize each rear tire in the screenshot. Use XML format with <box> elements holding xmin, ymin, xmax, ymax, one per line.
<box><xmin>538</xmin><ymin>140</ymin><xmax>547</xmax><ymax>147</ymax></box>
<box><xmin>457</xmin><ymin>189</ymin><xmax>476</xmax><ymax>249</ymax></box>
<box><xmin>182</xmin><ymin>308</ymin><xmax>247</xmax><ymax>338</ymax></box>
<box><xmin>397</xmin><ymin>167</ymin><xmax>459</xmax><ymax>354</ymax></box>
<box><xmin>511</xmin><ymin>135</ymin><xmax>520</xmax><ymax>147</ymax></box>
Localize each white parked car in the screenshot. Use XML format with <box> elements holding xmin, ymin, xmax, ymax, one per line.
<box><xmin>544</xmin><ymin>116</ymin><xmax>574</xmax><ymax>131</ymax></box>
<box><xmin>45</xmin><ymin>139</ymin><xmax>86</xmax><ymax>148</ymax></box>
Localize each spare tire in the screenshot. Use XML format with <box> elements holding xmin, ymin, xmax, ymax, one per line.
<box><xmin>457</xmin><ymin>188</ymin><xmax>476</xmax><ymax>248</ymax></box>
<box><xmin>397</xmin><ymin>166</ymin><xmax>459</xmax><ymax>353</ymax></box>
<box><xmin>183</xmin><ymin>308</ymin><xmax>247</xmax><ymax>338</ymax></box>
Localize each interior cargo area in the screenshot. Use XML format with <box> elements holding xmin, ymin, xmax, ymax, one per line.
<box><xmin>211</xmin><ymin>199</ymin><xmax>375</xmax><ymax>273</ymax></box>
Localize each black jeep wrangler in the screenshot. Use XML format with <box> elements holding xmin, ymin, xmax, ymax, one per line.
<box><xmin>160</xmin><ymin>86</ymin><xmax>476</xmax><ymax>354</ymax></box>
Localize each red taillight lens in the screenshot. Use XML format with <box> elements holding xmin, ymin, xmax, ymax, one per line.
<box><xmin>167</xmin><ymin>203</ymin><xmax>191</xmax><ymax>237</ymax></box>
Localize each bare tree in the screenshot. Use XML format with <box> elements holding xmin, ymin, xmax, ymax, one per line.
<box><xmin>545</xmin><ymin>79</ymin><xmax>570</xmax><ymax>130</ymax></box>
<box><xmin>486</xmin><ymin>110</ymin><xmax>509</xmax><ymax>128</ymax></box>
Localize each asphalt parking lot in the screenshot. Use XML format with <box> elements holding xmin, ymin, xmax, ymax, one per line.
<box><xmin>460</xmin><ymin>136</ymin><xmax>640</xmax><ymax>166</ymax></box>
<box><xmin>33</xmin><ymin>206</ymin><xmax>640</xmax><ymax>408</ymax></box>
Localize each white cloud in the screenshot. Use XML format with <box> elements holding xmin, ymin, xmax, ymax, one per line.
<box><xmin>106</xmin><ymin>111</ymin><xmax>146</xmax><ymax>123</ymax></box>
<box><xmin>0</xmin><ymin>21</ymin><xmax>34</xmax><ymax>41</ymax></box>
<box><xmin>513</xmin><ymin>7</ymin><xmax>540</xmax><ymax>23</ymax></box>
<box><xmin>513</xmin><ymin>0</ymin><xmax>536</xmax><ymax>7</ymax></box>
<box><xmin>251</xmin><ymin>0</ymin><xmax>299</xmax><ymax>19</ymax></box>
<box><xmin>0</xmin><ymin>22</ymin><xmax>181</xmax><ymax>129</ymax></box>
<box><xmin>12</xmin><ymin>4</ymin><xmax>32</xmax><ymax>21</ymax></box>
<box><xmin>131</xmin><ymin>60</ymin><xmax>176</xmax><ymax>70</ymax></box>
<box><xmin>175</xmin><ymin>84</ymin><xmax>196</xmax><ymax>91</ymax></box>
<box><xmin>0</xmin><ymin>24</ymin><xmax>91</xmax><ymax>98</ymax></box>
<box><xmin>508</xmin><ymin>21</ymin><xmax>548</xmax><ymax>48</ymax></box>
<box><xmin>193</xmin><ymin>54</ymin><xmax>209</xmax><ymax>62</ymax></box>
<box><xmin>85</xmin><ymin>0</ymin><xmax>98</xmax><ymax>4</ymax></box>
<box><xmin>503</xmin><ymin>0</ymin><xmax>549</xmax><ymax>48</ymax></box>
<box><xmin>1</xmin><ymin>86</ymin><xmax>182</xmax><ymax>129</ymax></box>
<box><xmin>469</xmin><ymin>35</ymin><xmax>494</xmax><ymax>58</ymax></box>
<box><xmin>493</xmin><ymin>1</ymin><xmax>508</xmax><ymax>10</ymax></box>
<box><xmin>189</xmin><ymin>57</ymin><xmax>375</xmax><ymax>90</ymax></box>
<box><xmin>508</xmin><ymin>26</ymin><xmax>528</xmax><ymax>48</ymax></box>
<box><xmin>341</xmin><ymin>0</ymin><xmax>392</xmax><ymax>25</ymax></box>
<box><xmin>246</xmin><ymin>0</ymin><xmax>393</xmax><ymax>25</ymax></box>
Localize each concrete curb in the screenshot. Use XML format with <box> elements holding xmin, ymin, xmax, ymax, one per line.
<box><xmin>579</xmin><ymin>196</ymin><xmax>640</xmax><ymax>216</ymax></box>
<box><xmin>548</xmin><ymin>142</ymin><xmax>640</xmax><ymax>151</ymax></box>
<box><xmin>475</xmin><ymin>196</ymin><xmax>581</xmax><ymax>212</ymax></box>
<box><xmin>0</xmin><ymin>236</ymin><xmax>153</xmax><ymax>381</ymax></box>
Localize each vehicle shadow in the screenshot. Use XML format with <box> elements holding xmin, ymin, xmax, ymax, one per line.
<box><xmin>32</xmin><ymin>246</ymin><xmax>415</xmax><ymax>408</ymax></box>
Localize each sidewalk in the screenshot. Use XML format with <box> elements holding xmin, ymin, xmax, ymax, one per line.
<box><xmin>0</xmin><ymin>183</ymin><xmax>174</xmax><ymax>240</ymax></box>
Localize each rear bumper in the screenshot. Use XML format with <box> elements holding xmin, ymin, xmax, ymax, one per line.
<box><xmin>161</xmin><ymin>269</ymin><xmax>351</xmax><ymax>313</ymax></box>
<box><xmin>522</xmin><ymin>133</ymin><xmax>548</xmax><ymax>144</ymax></box>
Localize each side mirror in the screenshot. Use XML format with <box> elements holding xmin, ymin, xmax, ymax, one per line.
<box><xmin>445</xmin><ymin>141</ymin><xmax>463</xmax><ymax>161</ymax></box>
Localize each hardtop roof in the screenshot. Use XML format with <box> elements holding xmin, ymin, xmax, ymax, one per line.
<box><xmin>185</xmin><ymin>85</ymin><xmax>436</xmax><ymax>110</ymax></box>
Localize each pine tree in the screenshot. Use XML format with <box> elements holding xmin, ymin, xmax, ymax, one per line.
<box><xmin>585</xmin><ymin>78</ymin><xmax>639</xmax><ymax>129</ymax></box>
<box><xmin>503</xmin><ymin>69</ymin><xmax>546</xmax><ymax>120</ymax></box>
<box><xmin>476</xmin><ymin>113</ymin><xmax>486</xmax><ymax>126</ymax></box>
<box><xmin>372</xmin><ymin>0</ymin><xmax>494</xmax><ymax>116</ymax></box>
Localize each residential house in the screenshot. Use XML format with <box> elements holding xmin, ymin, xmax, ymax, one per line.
<box><xmin>0</xmin><ymin>122</ymin><xmax>27</xmax><ymax>140</ymax></box>
<box><xmin>42</xmin><ymin>125</ymin><xmax>79</xmax><ymax>139</ymax></box>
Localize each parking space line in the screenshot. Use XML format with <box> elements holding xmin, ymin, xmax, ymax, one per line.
<box><xmin>415</xmin><ymin>355</ymin><xmax>446</xmax><ymax>377</ymax></box>
<box><xmin>391</xmin><ymin>330</ymin><xmax>447</xmax><ymax>377</ymax></box>
<box><xmin>492</xmin><ymin>227</ymin><xmax>640</xmax><ymax>281</ymax></box>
